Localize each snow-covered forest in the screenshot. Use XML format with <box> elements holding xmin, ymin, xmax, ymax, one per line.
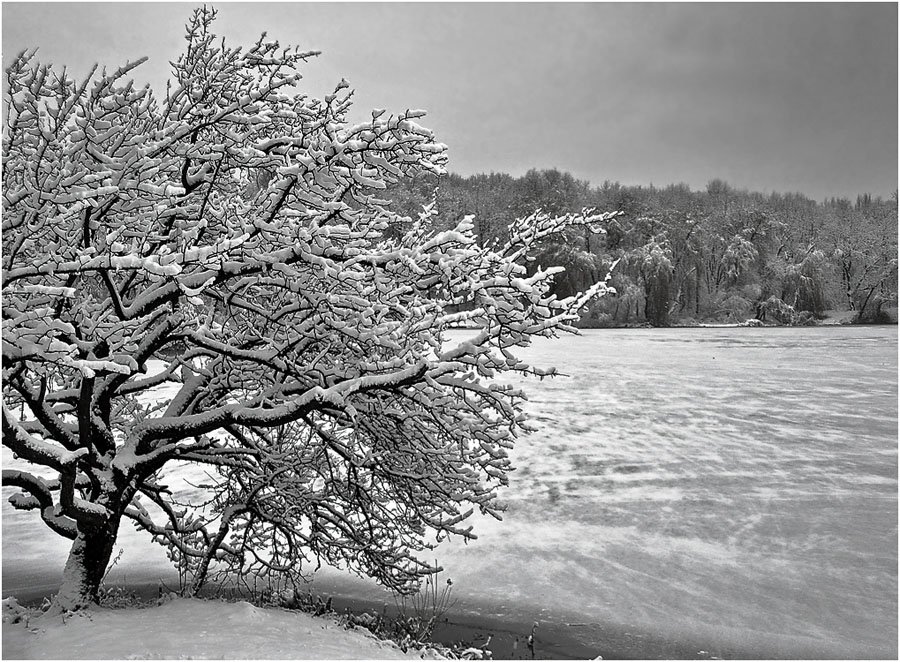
<box><xmin>386</xmin><ymin>170</ymin><xmax>898</xmax><ymax>327</ymax></box>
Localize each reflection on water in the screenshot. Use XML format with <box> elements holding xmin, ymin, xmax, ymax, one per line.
<box><xmin>435</xmin><ymin>326</ymin><xmax>897</xmax><ymax>658</ymax></box>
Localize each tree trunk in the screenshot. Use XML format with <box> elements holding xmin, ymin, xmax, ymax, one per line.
<box><xmin>695</xmin><ymin>261</ymin><xmax>701</xmax><ymax>315</ymax></box>
<box><xmin>857</xmin><ymin>285</ymin><xmax>878</xmax><ymax>322</ymax></box>
<box><xmin>54</xmin><ymin>517</ymin><xmax>120</xmax><ymax>611</ymax></box>
<box><xmin>843</xmin><ymin>263</ymin><xmax>856</xmax><ymax>310</ymax></box>
<box><xmin>189</xmin><ymin>505</ymin><xmax>244</xmax><ymax>596</ymax></box>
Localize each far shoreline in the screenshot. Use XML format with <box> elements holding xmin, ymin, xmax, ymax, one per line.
<box><xmin>444</xmin><ymin>309</ymin><xmax>899</xmax><ymax>332</ymax></box>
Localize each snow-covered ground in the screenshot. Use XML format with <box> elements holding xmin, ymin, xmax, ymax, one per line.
<box><xmin>2</xmin><ymin>597</ymin><xmax>442</xmax><ymax>659</ymax></box>
<box><xmin>818</xmin><ymin>309</ymin><xmax>859</xmax><ymax>325</ymax></box>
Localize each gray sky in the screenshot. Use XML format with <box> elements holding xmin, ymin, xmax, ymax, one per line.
<box><xmin>2</xmin><ymin>2</ymin><xmax>897</xmax><ymax>200</ymax></box>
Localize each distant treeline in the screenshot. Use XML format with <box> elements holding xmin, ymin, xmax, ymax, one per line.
<box><xmin>385</xmin><ymin>169</ymin><xmax>899</xmax><ymax>327</ymax></box>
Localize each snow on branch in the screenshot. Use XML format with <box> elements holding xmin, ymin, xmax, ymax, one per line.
<box><xmin>2</xmin><ymin>7</ymin><xmax>618</xmax><ymax>605</ymax></box>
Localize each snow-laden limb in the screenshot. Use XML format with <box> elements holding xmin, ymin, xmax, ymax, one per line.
<box><xmin>2</xmin><ymin>469</ymin><xmax>79</xmax><ymax>539</ymax></box>
<box><xmin>2</xmin><ymin>7</ymin><xmax>617</xmax><ymax>610</ymax></box>
<box><xmin>2</xmin><ymin>405</ymin><xmax>88</xmax><ymax>471</ymax></box>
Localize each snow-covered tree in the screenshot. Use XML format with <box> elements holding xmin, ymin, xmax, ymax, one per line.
<box><xmin>628</xmin><ymin>234</ymin><xmax>674</xmax><ymax>327</ymax></box>
<box><xmin>2</xmin><ymin>8</ymin><xmax>617</xmax><ymax>610</ymax></box>
<box><xmin>822</xmin><ymin>195</ymin><xmax>898</xmax><ymax>321</ymax></box>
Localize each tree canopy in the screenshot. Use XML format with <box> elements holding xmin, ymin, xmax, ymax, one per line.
<box><xmin>2</xmin><ymin>8</ymin><xmax>617</xmax><ymax>610</ymax></box>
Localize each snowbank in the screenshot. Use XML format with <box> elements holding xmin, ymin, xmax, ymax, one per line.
<box><xmin>2</xmin><ymin>597</ymin><xmax>443</xmax><ymax>659</ymax></box>
<box><xmin>819</xmin><ymin>309</ymin><xmax>858</xmax><ymax>325</ymax></box>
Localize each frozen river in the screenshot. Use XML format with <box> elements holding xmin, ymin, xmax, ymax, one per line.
<box><xmin>3</xmin><ymin>326</ymin><xmax>897</xmax><ymax>658</ymax></box>
<box><xmin>431</xmin><ymin>326</ymin><xmax>898</xmax><ymax>659</ymax></box>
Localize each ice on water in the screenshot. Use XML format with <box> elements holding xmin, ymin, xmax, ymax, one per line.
<box><xmin>434</xmin><ymin>326</ymin><xmax>898</xmax><ymax>658</ymax></box>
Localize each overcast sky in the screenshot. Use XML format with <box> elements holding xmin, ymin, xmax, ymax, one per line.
<box><xmin>3</xmin><ymin>2</ymin><xmax>897</xmax><ymax>200</ymax></box>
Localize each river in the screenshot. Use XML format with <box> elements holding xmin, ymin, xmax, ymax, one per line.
<box><xmin>3</xmin><ymin>326</ymin><xmax>896</xmax><ymax>658</ymax></box>
<box><xmin>429</xmin><ymin>326</ymin><xmax>898</xmax><ymax>659</ymax></box>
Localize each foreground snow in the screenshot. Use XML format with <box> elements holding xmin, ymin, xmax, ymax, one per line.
<box><xmin>2</xmin><ymin>597</ymin><xmax>443</xmax><ymax>660</ymax></box>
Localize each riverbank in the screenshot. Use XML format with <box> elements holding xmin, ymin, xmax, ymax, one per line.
<box><xmin>3</xmin><ymin>582</ymin><xmax>709</xmax><ymax>660</ymax></box>
<box><xmin>308</xmin><ymin>590</ymin><xmax>886</xmax><ymax>660</ymax></box>
<box><xmin>578</xmin><ymin>308</ymin><xmax>896</xmax><ymax>329</ymax></box>
<box><xmin>4</xmin><ymin>580</ymin><xmax>875</xmax><ymax>660</ymax></box>
<box><xmin>0</xmin><ymin>592</ymin><xmax>779</xmax><ymax>661</ymax></box>
<box><xmin>442</xmin><ymin>308</ymin><xmax>894</xmax><ymax>331</ymax></box>
<box><xmin>2</xmin><ymin>596</ymin><xmax>438</xmax><ymax>660</ymax></box>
